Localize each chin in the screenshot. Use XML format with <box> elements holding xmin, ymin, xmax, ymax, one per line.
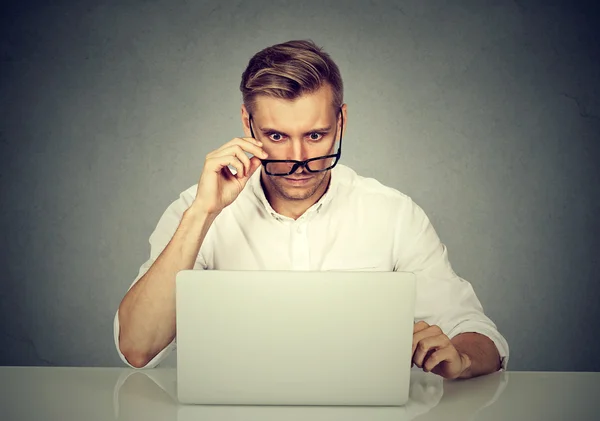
<box><xmin>279</xmin><ymin>186</ymin><xmax>317</xmax><ymax>201</ymax></box>
<box><xmin>268</xmin><ymin>173</ymin><xmax>327</xmax><ymax>201</ymax></box>
<box><xmin>275</xmin><ymin>181</ymin><xmax>317</xmax><ymax>200</ymax></box>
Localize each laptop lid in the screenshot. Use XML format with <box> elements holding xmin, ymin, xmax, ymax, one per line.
<box><xmin>175</xmin><ymin>270</ymin><xmax>416</xmax><ymax>406</ymax></box>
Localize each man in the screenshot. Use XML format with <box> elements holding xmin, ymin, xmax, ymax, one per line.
<box><xmin>114</xmin><ymin>39</ymin><xmax>509</xmax><ymax>379</ymax></box>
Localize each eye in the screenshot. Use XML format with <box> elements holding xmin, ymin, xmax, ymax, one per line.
<box><xmin>309</xmin><ymin>132</ymin><xmax>324</xmax><ymax>141</ymax></box>
<box><xmin>268</xmin><ymin>133</ymin><xmax>284</xmax><ymax>142</ymax></box>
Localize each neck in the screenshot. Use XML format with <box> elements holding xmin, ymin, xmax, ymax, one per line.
<box><xmin>261</xmin><ymin>172</ymin><xmax>331</xmax><ymax>220</ymax></box>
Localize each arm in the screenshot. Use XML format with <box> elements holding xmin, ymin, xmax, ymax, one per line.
<box><xmin>395</xmin><ymin>196</ymin><xmax>509</xmax><ymax>377</ymax></box>
<box><xmin>117</xmin><ymin>205</ymin><xmax>216</xmax><ymax>368</ymax></box>
<box><xmin>412</xmin><ymin>321</ymin><xmax>503</xmax><ymax>379</ymax></box>
<box><xmin>116</xmin><ymin>136</ymin><xmax>265</xmax><ymax>369</ymax></box>
<box><xmin>452</xmin><ymin>332</ymin><xmax>503</xmax><ymax>379</ymax></box>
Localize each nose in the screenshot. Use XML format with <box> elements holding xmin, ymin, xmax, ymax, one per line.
<box><xmin>287</xmin><ymin>141</ymin><xmax>310</xmax><ymax>175</ymax></box>
<box><xmin>289</xmin><ymin>139</ymin><xmax>309</xmax><ymax>162</ymax></box>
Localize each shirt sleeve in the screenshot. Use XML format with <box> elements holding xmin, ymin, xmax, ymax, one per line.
<box><xmin>393</xmin><ymin>196</ymin><xmax>510</xmax><ymax>370</ymax></box>
<box><xmin>114</xmin><ymin>186</ymin><xmax>206</xmax><ymax>369</ymax></box>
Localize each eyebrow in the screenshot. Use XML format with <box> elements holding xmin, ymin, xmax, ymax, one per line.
<box><xmin>259</xmin><ymin>125</ymin><xmax>333</xmax><ymax>136</ymax></box>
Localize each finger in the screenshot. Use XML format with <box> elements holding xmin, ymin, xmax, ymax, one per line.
<box><xmin>216</xmin><ymin>136</ymin><xmax>263</xmax><ymax>149</ymax></box>
<box><xmin>413</xmin><ymin>334</ymin><xmax>449</xmax><ymax>368</ymax></box>
<box><xmin>206</xmin><ymin>155</ymin><xmax>245</xmax><ymax>178</ymax></box>
<box><xmin>212</xmin><ymin>145</ymin><xmax>252</xmax><ymax>177</ymax></box>
<box><xmin>412</xmin><ymin>325</ymin><xmax>443</xmax><ymax>356</ymax></box>
<box><xmin>246</xmin><ymin>156</ymin><xmax>263</xmax><ymax>178</ymax></box>
<box><xmin>423</xmin><ymin>347</ymin><xmax>454</xmax><ymax>373</ymax></box>
<box><xmin>239</xmin><ymin>137</ymin><xmax>263</xmax><ymax>146</ymax></box>
<box><xmin>240</xmin><ymin>136</ymin><xmax>263</xmax><ymax>146</ymax></box>
<box><xmin>413</xmin><ymin>321</ymin><xmax>430</xmax><ymax>334</ymax></box>
<box><xmin>213</xmin><ymin>138</ymin><xmax>268</xmax><ymax>159</ymax></box>
<box><xmin>235</xmin><ymin>156</ymin><xmax>263</xmax><ymax>183</ymax></box>
<box><xmin>412</xmin><ymin>322</ymin><xmax>430</xmax><ymax>363</ymax></box>
<box><xmin>232</xmin><ymin>157</ymin><xmax>263</xmax><ymax>190</ymax></box>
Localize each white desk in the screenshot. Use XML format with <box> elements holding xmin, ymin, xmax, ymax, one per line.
<box><xmin>0</xmin><ymin>367</ymin><xmax>598</xmax><ymax>420</ymax></box>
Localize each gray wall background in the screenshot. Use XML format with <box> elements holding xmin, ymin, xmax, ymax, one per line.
<box><xmin>1</xmin><ymin>0</ymin><xmax>599</xmax><ymax>371</ymax></box>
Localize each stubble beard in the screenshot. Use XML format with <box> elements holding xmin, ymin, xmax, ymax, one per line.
<box><xmin>268</xmin><ymin>171</ymin><xmax>329</xmax><ymax>201</ymax></box>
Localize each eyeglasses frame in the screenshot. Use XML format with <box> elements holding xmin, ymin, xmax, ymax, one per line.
<box><xmin>248</xmin><ymin>107</ymin><xmax>344</xmax><ymax>176</ymax></box>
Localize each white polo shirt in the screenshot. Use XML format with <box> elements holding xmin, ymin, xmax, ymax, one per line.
<box><xmin>114</xmin><ymin>164</ymin><xmax>509</xmax><ymax>370</ymax></box>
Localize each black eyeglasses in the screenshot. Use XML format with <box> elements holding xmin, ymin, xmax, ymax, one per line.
<box><xmin>248</xmin><ymin>108</ymin><xmax>344</xmax><ymax>176</ymax></box>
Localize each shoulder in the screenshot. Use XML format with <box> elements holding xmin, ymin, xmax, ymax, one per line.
<box><xmin>334</xmin><ymin>165</ymin><xmax>413</xmax><ymax>211</ymax></box>
<box><xmin>165</xmin><ymin>183</ymin><xmax>198</xmax><ymax>216</ymax></box>
<box><xmin>150</xmin><ymin>184</ymin><xmax>198</xmax><ymax>235</ymax></box>
<box><xmin>332</xmin><ymin>165</ymin><xmax>431</xmax><ymax>230</ymax></box>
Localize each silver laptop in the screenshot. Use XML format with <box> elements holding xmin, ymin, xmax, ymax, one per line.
<box><xmin>175</xmin><ymin>270</ymin><xmax>416</xmax><ymax>406</ymax></box>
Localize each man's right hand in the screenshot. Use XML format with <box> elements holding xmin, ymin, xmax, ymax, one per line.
<box><xmin>193</xmin><ymin>137</ymin><xmax>268</xmax><ymax>215</ymax></box>
<box><xmin>118</xmin><ymin>137</ymin><xmax>268</xmax><ymax>368</ymax></box>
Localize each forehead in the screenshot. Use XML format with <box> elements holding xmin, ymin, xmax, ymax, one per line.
<box><xmin>252</xmin><ymin>84</ymin><xmax>336</xmax><ymax>127</ymax></box>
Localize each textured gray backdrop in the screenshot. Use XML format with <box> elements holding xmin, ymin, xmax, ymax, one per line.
<box><xmin>1</xmin><ymin>0</ymin><xmax>599</xmax><ymax>371</ymax></box>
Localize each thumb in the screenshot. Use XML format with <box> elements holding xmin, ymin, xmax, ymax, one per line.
<box><xmin>247</xmin><ymin>156</ymin><xmax>263</xmax><ymax>178</ymax></box>
<box><xmin>237</xmin><ymin>157</ymin><xmax>262</xmax><ymax>188</ymax></box>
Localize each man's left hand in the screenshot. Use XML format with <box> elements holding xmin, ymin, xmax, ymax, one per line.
<box><xmin>412</xmin><ymin>321</ymin><xmax>471</xmax><ymax>379</ymax></box>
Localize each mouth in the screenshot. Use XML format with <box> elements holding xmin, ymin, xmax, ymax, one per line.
<box><xmin>283</xmin><ymin>176</ymin><xmax>312</xmax><ymax>185</ymax></box>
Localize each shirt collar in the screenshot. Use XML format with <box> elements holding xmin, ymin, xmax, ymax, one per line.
<box><xmin>249</xmin><ymin>166</ymin><xmax>340</xmax><ymax>221</ymax></box>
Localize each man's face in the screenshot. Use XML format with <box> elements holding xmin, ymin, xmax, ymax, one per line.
<box><xmin>245</xmin><ymin>85</ymin><xmax>342</xmax><ymax>202</ymax></box>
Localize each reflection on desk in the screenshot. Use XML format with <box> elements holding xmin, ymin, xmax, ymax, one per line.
<box><xmin>112</xmin><ymin>368</ymin><xmax>504</xmax><ymax>421</ymax></box>
<box><xmin>2</xmin><ymin>367</ymin><xmax>600</xmax><ymax>421</ymax></box>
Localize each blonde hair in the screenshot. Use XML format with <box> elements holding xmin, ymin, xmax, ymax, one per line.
<box><xmin>240</xmin><ymin>40</ymin><xmax>343</xmax><ymax>115</ymax></box>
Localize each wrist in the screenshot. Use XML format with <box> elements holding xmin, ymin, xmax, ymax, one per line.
<box><xmin>186</xmin><ymin>202</ymin><xmax>220</xmax><ymax>221</ymax></box>
<box><xmin>178</xmin><ymin>204</ymin><xmax>218</xmax><ymax>243</ymax></box>
<box><xmin>458</xmin><ymin>352</ymin><xmax>473</xmax><ymax>379</ymax></box>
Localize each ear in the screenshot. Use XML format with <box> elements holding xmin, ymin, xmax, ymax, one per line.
<box><xmin>340</xmin><ymin>103</ymin><xmax>348</xmax><ymax>138</ymax></box>
<box><xmin>241</xmin><ymin>104</ymin><xmax>252</xmax><ymax>137</ymax></box>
